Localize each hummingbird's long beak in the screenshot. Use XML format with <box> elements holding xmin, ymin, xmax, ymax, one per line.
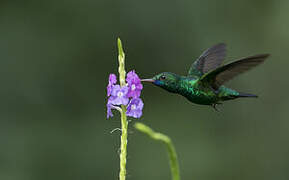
<box><xmin>141</xmin><ymin>79</ymin><xmax>155</xmax><ymax>83</ymax></box>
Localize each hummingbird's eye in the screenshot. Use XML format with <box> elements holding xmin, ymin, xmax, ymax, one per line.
<box><xmin>160</xmin><ymin>75</ymin><xmax>166</xmax><ymax>80</ymax></box>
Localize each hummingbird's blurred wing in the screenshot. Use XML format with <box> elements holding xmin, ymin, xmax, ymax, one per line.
<box><xmin>187</xmin><ymin>43</ymin><xmax>226</xmax><ymax>77</ymax></box>
<box><xmin>198</xmin><ymin>54</ymin><xmax>269</xmax><ymax>90</ymax></box>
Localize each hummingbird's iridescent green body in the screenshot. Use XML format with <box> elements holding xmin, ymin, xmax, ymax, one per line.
<box><xmin>153</xmin><ymin>73</ymin><xmax>240</xmax><ymax>105</ymax></box>
<box><xmin>142</xmin><ymin>43</ymin><xmax>269</xmax><ymax>109</ymax></box>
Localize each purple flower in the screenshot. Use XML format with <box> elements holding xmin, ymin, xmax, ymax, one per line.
<box><xmin>107</xmin><ymin>74</ymin><xmax>117</xmax><ymax>96</ymax></box>
<box><xmin>106</xmin><ymin>71</ymin><xmax>144</xmax><ymax>119</ymax></box>
<box><xmin>126</xmin><ymin>98</ymin><xmax>144</xmax><ymax>118</ymax></box>
<box><xmin>107</xmin><ymin>103</ymin><xmax>113</xmax><ymax>119</ymax></box>
<box><xmin>109</xmin><ymin>85</ymin><xmax>129</xmax><ymax>105</ymax></box>
<box><xmin>126</xmin><ymin>70</ymin><xmax>143</xmax><ymax>98</ymax></box>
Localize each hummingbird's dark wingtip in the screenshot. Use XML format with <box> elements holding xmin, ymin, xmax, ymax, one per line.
<box><xmin>141</xmin><ymin>79</ymin><xmax>155</xmax><ymax>83</ymax></box>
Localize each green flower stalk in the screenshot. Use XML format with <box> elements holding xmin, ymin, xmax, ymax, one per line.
<box><xmin>119</xmin><ymin>105</ymin><xmax>127</xmax><ymax>180</ymax></box>
<box><xmin>106</xmin><ymin>38</ymin><xmax>144</xmax><ymax>180</ymax></box>
<box><xmin>118</xmin><ymin>38</ymin><xmax>128</xmax><ymax>180</ymax></box>
<box><xmin>135</xmin><ymin>122</ymin><xmax>181</xmax><ymax>180</ymax></box>
<box><xmin>118</xmin><ymin>38</ymin><xmax>126</xmax><ymax>87</ymax></box>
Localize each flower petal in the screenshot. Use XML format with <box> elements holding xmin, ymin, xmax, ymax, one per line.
<box><xmin>106</xmin><ymin>103</ymin><xmax>113</xmax><ymax>119</ymax></box>
<box><xmin>109</xmin><ymin>74</ymin><xmax>117</xmax><ymax>85</ymax></box>
<box><xmin>126</xmin><ymin>70</ymin><xmax>143</xmax><ymax>98</ymax></box>
<box><xmin>126</xmin><ymin>70</ymin><xmax>141</xmax><ymax>84</ymax></box>
<box><xmin>109</xmin><ymin>85</ymin><xmax>129</xmax><ymax>105</ymax></box>
<box><xmin>107</xmin><ymin>74</ymin><xmax>117</xmax><ymax>97</ymax></box>
<box><xmin>126</xmin><ymin>98</ymin><xmax>144</xmax><ymax>118</ymax></box>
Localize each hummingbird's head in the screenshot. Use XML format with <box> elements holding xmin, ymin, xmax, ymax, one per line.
<box><xmin>142</xmin><ymin>72</ymin><xmax>180</xmax><ymax>93</ymax></box>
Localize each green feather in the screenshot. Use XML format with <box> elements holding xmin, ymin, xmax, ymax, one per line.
<box><xmin>187</xmin><ymin>43</ymin><xmax>226</xmax><ymax>78</ymax></box>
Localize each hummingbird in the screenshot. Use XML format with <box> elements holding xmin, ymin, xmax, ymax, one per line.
<box><xmin>142</xmin><ymin>43</ymin><xmax>269</xmax><ymax>110</ymax></box>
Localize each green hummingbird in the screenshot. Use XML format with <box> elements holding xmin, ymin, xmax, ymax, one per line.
<box><xmin>142</xmin><ymin>43</ymin><xmax>269</xmax><ymax>110</ymax></box>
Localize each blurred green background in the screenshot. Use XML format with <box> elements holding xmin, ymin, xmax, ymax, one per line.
<box><xmin>1</xmin><ymin>0</ymin><xmax>289</xmax><ymax>179</ymax></box>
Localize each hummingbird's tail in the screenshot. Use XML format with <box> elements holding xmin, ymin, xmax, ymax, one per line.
<box><xmin>218</xmin><ymin>87</ymin><xmax>258</xmax><ymax>101</ymax></box>
<box><xmin>237</xmin><ymin>92</ymin><xmax>258</xmax><ymax>98</ymax></box>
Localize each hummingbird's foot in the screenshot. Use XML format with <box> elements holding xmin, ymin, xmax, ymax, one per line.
<box><xmin>212</xmin><ymin>103</ymin><xmax>222</xmax><ymax>112</ymax></box>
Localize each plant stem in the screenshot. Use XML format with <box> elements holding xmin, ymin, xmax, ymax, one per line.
<box><xmin>134</xmin><ymin>123</ymin><xmax>180</xmax><ymax>180</ymax></box>
<box><xmin>117</xmin><ymin>38</ymin><xmax>128</xmax><ymax>180</ymax></box>
<box><xmin>119</xmin><ymin>105</ymin><xmax>128</xmax><ymax>180</ymax></box>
